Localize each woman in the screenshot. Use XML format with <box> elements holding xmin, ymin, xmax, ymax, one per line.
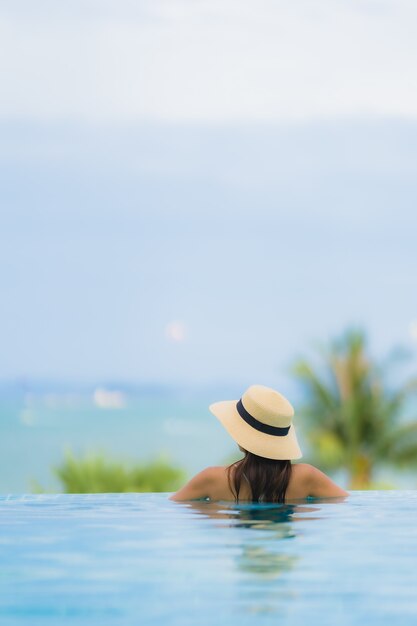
<box><xmin>169</xmin><ymin>384</ymin><xmax>348</xmax><ymax>503</ymax></box>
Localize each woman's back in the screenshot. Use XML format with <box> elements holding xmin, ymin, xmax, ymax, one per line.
<box><xmin>170</xmin><ymin>461</ymin><xmax>347</xmax><ymax>502</ymax></box>
<box><xmin>208</xmin><ymin>463</ymin><xmax>312</xmax><ymax>502</ymax></box>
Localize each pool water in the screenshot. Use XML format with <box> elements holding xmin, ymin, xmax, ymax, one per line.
<box><xmin>1</xmin><ymin>491</ymin><xmax>417</xmax><ymax>625</ymax></box>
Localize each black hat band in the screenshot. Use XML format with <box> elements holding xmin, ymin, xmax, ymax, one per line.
<box><xmin>236</xmin><ymin>399</ymin><xmax>290</xmax><ymax>437</ymax></box>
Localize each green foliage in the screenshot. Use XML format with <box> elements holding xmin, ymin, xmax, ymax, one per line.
<box><xmin>40</xmin><ymin>451</ymin><xmax>187</xmax><ymax>493</ymax></box>
<box><xmin>292</xmin><ymin>328</ymin><xmax>417</xmax><ymax>488</ymax></box>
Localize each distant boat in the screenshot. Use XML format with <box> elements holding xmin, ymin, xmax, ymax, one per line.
<box><xmin>93</xmin><ymin>388</ymin><xmax>126</xmax><ymax>409</ymax></box>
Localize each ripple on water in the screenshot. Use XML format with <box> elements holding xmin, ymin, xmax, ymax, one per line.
<box><xmin>1</xmin><ymin>492</ymin><xmax>417</xmax><ymax>626</ymax></box>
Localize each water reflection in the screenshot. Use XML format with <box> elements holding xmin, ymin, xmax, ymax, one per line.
<box><xmin>179</xmin><ymin>500</ymin><xmax>319</xmax><ymax>614</ymax></box>
<box><xmin>183</xmin><ymin>500</ymin><xmax>321</xmax><ymax>581</ymax></box>
<box><xmin>185</xmin><ymin>499</ymin><xmax>320</xmax><ymax>530</ymax></box>
<box><xmin>237</xmin><ymin>544</ymin><xmax>298</xmax><ymax>578</ymax></box>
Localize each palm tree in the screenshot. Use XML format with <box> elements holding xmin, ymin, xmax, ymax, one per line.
<box><xmin>292</xmin><ymin>328</ymin><xmax>417</xmax><ymax>488</ymax></box>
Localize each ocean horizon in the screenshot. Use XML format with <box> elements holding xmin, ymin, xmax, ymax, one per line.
<box><xmin>2</xmin><ymin>379</ymin><xmax>416</xmax><ymax>493</ymax></box>
<box><xmin>0</xmin><ymin>379</ymin><xmax>247</xmax><ymax>493</ymax></box>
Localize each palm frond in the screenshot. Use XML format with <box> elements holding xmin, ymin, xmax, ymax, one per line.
<box><xmin>290</xmin><ymin>327</ymin><xmax>417</xmax><ymax>481</ymax></box>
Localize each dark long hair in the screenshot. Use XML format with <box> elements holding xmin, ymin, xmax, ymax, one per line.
<box><xmin>226</xmin><ymin>446</ymin><xmax>292</xmax><ymax>503</ymax></box>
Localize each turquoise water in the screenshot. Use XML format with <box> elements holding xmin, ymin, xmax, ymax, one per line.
<box><xmin>0</xmin><ymin>386</ymin><xmax>239</xmax><ymax>492</ymax></box>
<box><xmin>3</xmin><ymin>384</ymin><xmax>416</xmax><ymax>493</ymax></box>
<box><xmin>1</xmin><ymin>491</ymin><xmax>417</xmax><ymax>625</ymax></box>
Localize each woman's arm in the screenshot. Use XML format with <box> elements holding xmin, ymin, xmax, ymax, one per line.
<box><xmin>306</xmin><ymin>465</ymin><xmax>349</xmax><ymax>499</ymax></box>
<box><xmin>169</xmin><ymin>467</ymin><xmax>216</xmax><ymax>501</ymax></box>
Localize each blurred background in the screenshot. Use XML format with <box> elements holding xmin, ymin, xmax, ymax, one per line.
<box><xmin>1</xmin><ymin>0</ymin><xmax>417</xmax><ymax>493</ymax></box>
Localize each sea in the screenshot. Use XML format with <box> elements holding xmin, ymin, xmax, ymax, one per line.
<box><xmin>0</xmin><ymin>380</ymin><xmax>243</xmax><ymax>493</ymax></box>
<box><xmin>1</xmin><ymin>380</ymin><xmax>415</xmax><ymax>493</ymax></box>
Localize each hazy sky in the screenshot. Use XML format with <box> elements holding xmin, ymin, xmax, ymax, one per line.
<box><xmin>1</xmin><ymin>1</ymin><xmax>416</xmax><ymax>385</ymax></box>
<box><xmin>2</xmin><ymin>0</ymin><xmax>417</xmax><ymax>123</ymax></box>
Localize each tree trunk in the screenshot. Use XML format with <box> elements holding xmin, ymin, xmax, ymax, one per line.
<box><xmin>349</xmin><ymin>454</ymin><xmax>372</xmax><ymax>489</ymax></box>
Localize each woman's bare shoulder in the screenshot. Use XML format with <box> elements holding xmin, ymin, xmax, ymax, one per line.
<box><xmin>291</xmin><ymin>462</ymin><xmax>315</xmax><ymax>477</ymax></box>
<box><xmin>292</xmin><ymin>463</ymin><xmax>348</xmax><ymax>498</ymax></box>
<box><xmin>292</xmin><ymin>462</ymin><xmax>332</xmax><ymax>477</ymax></box>
<box><xmin>168</xmin><ymin>466</ymin><xmax>222</xmax><ymax>501</ymax></box>
<box><xmin>204</xmin><ymin>465</ymin><xmax>228</xmax><ymax>475</ymax></box>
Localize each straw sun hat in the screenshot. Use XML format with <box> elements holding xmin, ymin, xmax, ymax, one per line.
<box><xmin>209</xmin><ymin>384</ymin><xmax>302</xmax><ymax>460</ymax></box>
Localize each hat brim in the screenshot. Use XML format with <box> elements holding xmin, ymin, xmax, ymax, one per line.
<box><xmin>209</xmin><ymin>400</ymin><xmax>302</xmax><ymax>460</ymax></box>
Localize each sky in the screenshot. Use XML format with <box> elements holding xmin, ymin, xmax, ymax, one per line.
<box><xmin>1</xmin><ymin>0</ymin><xmax>417</xmax><ymax>387</ymax></box>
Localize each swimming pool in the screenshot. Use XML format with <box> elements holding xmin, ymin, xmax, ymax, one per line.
<box><xmin>1</xmin><ymin>491</ymin><xmax>417</xmax><ymax>625</ymax></box>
